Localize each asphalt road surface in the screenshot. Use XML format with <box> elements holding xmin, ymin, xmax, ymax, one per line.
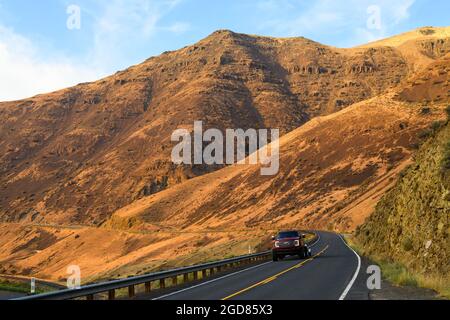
<box><xmin>153</xmin><ymin>231</ymin><xmax>367</xmax><ymax>300</ymax></box>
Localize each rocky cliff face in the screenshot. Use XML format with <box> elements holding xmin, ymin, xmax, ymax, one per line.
<box><xmin>356</xmin><ymin>113</ymin><xmax>449</xmax><ymax>278</ymax></box>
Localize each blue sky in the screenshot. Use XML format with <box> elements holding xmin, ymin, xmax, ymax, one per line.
<box><xmin>0</xmin><ymin>0</ymin><xmax>449</xmax><ymax>101</ymax></box>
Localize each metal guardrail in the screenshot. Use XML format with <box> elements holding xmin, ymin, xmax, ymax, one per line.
<box><xmin>14</xmin><ymin>251</ymin><xmax>272</xmax><ymax>300</ymax></box>
<box><xmin>15</xmin><ymin>233</ymin><xmax>318</xmax><ymax>300</ymax></box>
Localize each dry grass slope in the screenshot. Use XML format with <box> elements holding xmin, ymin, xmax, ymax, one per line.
<box><xmin>356</xmin><ymin>119</ymin><xmax>450</xmax><ymax>298</ymax></box>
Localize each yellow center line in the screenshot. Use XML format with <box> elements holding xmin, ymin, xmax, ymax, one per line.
<box><xmin>222</xmin><ymin>245</ymin><xmax>329</xmax><ymax>300</ymax></box>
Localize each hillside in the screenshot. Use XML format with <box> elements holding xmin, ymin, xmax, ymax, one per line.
<box><xmin>1</xmin><ymin>28</ymin><xmax>449</xmax><ymax>226</ymax></box>
<box><xmin>105</xmin><ymin>94</ymin><xmax>443</xmax><ymax>233</ymax></box>
<box><xmin>360</xmin><ymin>26</ymin><xmax>450</xmax><ymax>48</ymax></box>
<box><xmin>360</xmin><ymin>26</ymin><xmax>450</xmax><ymax>72</ymax></box>
<box><xmin>355</xmin><ymin>118</ymin><xmax>449</xmax><ymax>296</ymax></box>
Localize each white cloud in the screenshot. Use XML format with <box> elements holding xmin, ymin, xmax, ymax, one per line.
<box><xmin>0</xmin><ymin>0</ymin><xmax>187</xmax><ymax>102</ymax></box>
<box><xmin>90</xmin><ymin>0</ymin><xmax>189</xmax><ymax>71</ymax></box>
<box><xmin>0</xmin><ymin>25</ymin><xmax>103</xmax><ymax>102</ymax></box>
<box><xmin>257</xmin><ymin>0</ymin><xmax>415</xmax><ymax>46</ymax></box>
<box><xmin>164</xmin><ymin>21</ymin><xmax>191</xmax><ymax>34</ymax></box>
<box><xmin>391</xmin><ymin>0</ymin><xmax>415</xmax><ymax>24</ymax></box>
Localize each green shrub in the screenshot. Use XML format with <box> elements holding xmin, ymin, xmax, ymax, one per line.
<box><xmin>430</xmin><ymin>121</ymin><xmax>443</xmax><ymax>132</ymax></box>
<box><xmin>445</xmin><ymin>105</ymin><xmax>450</xmax><ymax>118</ymax></box>
<box><xmin>418</xmin><ymin>129</ymin><xmax>432</xmax><ymax>140</ymax></box>
<box><xmin>402</xmin><ymin>237</ymin><xmax>413</xmax><ymax>251</ymax></box>
<box><xmin>399</xmin><ymin>165</ymin><xmax>411</xmax><ymax>179</ymax></box>
<box><xmin>441</xmin><ymin>141</ymin><xmax>450</xmax><ymax>173</ymax></box>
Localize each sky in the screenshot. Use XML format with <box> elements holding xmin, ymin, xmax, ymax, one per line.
<box><xmin>0</xmin><ymin>0</ymin><xmax>448</xmax><ymax>101</ymax></box>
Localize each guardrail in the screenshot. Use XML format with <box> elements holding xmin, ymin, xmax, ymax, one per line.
<box><xmin>15</xmin><ymin>233</ymin><xmax>317</xmax><ymax>300</ymax></box>
<box><xmin>14</xmin><ymin>251</ymin><xmax>272</xmax><ymax>300</ymax></box>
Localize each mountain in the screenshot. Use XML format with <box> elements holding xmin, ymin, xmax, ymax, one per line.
<box><xmin>105</xmin><ymin>88</ymin><xmax>448</xmax><ymax>233</ymax></box>
<box><xmin>1</xmin><ymin>27</ymin><xmax>449</xmax><ymax>226</ymax></box>
<box><xmin>0</xmin><ymin>27</ymin><xmax>449</xmax><ymax>281</ymax></box>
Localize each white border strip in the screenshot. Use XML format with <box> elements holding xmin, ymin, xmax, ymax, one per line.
<box><xmin>338</xmin><ymin>234</ymin><xmax>361</xmax><ymax>301</ymax></box>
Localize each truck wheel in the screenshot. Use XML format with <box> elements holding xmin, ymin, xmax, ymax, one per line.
<box><xmin>272</xmin><ymin>254</ymin><xmax>278</xmax><ymax>262</ymax></box>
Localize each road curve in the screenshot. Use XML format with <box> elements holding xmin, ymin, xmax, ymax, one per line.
<box><xmin>153</xmin><ymin>231</ymin><xmax>366</xmax><ymax>300</ymax></box>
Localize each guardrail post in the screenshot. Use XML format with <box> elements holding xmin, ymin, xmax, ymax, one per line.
<box><xmin>86</xmin><ymin>294</ymin><xmax>94</xmax><ymax>300</ymax></box>
<box><xmin>183</xmin><ymin>273</ymin><xmax>189</xmax><ymax>283</ymax></box>
<box><xmin>159</xmin><ymin>278</ymin><xmax>166</xmax><ymax>289</ymax></box>
<box><xmin>145</xmin><ymin>282</ymin><xmax>151</xmax><ymax>293</ymax></box>
<box><xmin>128</xmin><ymin>285</ymin><xmax>135</xmax><ymax>298</ymax></box>
<box><xmin>172</xmin><ymin>276</ymin><xmax>178</xmax><ymax>286</ymax></box>
<box><xmin>202</xmin><ymin>269</ymin><xmax>207</xmax><ymax>279</ymax></box>
<box><xmin>193</xmin><ymin>271</ymin><xmax>198</xmax><ymax>281</ymax></box>
<box><xmin>108</xmin><ymin>289</ymin><xmax>115</xmax><ymax>300</ymax></box>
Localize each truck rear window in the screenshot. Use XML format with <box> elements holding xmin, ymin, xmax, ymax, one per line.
<box><xmin>277</xmin><ymin>231</ymin><xmax>299</xmax><ymax>239</ymax></box>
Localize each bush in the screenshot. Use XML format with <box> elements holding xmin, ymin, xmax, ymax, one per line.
<box><xmin>402</xmin><ymin>237</ymin><xmax>413</xmax><ymax>251</ymax></box>
<box><xmin>445</xmin><ymin>105</ymin><xmax>450</xmax><ymax>118</ymax></box>
<box><xmin>418</xmin><ymin>129</ymin><xmax>432</xmax><ymax>140</ymax></box>
<box><xmin>399</xmin><ymin>166</ymin><xmax>411</xmax><ymax>179</ymax></box>
<box><xmin>441</xmin><ymin>141</ymin><xmax>450</xmax><ymax>173</ymax></box>
<box><xmin>421</xmin><ymin>107</ymin><xmax>431</xmax><ymax>115</ymax></box>
<box><xmin>430</xmin><ymin>121</ymin><xmax>443</xmax><ymax>132</ymax></box>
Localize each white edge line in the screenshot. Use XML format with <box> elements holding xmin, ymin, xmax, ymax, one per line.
<box><xmin>338</xmin><ymin>234</ymin><xmax>361</xmax><ymax>301</ymax></box>
<box><xmin>308</xmin><ymin>232</ymin><xmax>320</xmax><ymax>248</ymax></box>
<box><xmin>153</xmin><ymin>232</ymin><xmax>322</xmax><ymax>300</ymax></box>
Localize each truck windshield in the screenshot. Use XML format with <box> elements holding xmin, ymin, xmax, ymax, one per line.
<box><xmin>277</xmin><ymin>231</ymin><xmax>299</xmax><ymax>239</ymax></box>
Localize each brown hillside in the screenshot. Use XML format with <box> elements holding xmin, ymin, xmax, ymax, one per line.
<box><xmin>106</xmin><ymin>94</ymin><xmax>445</xmax><ymax>233</ymax></box>
<box><xmin>396</xmin><ymin>53</ymin><xmax>450</xmax><ymax>103</ymax></box>
<box><xmin>1</xmin><ymin>28</ymin><xmax>449</xmax><ymax>226</ymax></box>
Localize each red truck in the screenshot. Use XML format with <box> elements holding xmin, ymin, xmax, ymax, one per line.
<box><xmin>272</xmin><ymin>231</ymin><xmax>312</xmax><ymax>261</ymax></box>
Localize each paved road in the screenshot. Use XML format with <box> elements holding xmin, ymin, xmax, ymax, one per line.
<box><xmin>0</xmin><ymin>291</ymin><xmax>26</xmax><ymax>300</ymax></box>
<box><xmin>153</xmin><ymin>231</ymin><xmax>366</xmax><ymax>300</ymax></box>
